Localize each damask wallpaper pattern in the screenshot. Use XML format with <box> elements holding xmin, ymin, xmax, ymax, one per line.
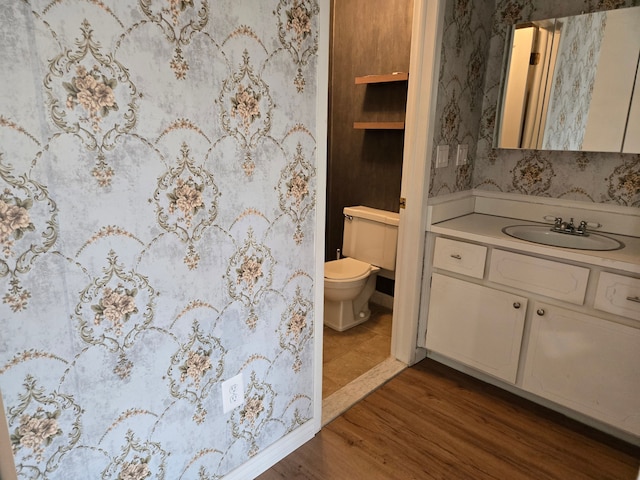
<box><xmin>431</xmin><ymin>0</ymin><xmax>640</xmax><ymax>206</ymax></box>
<box><xmin>0</xmin><ymin>1</ymin><xmax>319</xmax><ymax>478</ymax></box>
<box><xmin>542</xmin><ymin>12</ymin><xmax>607</xmax><ymax>150</ymax></box>
<box><xmin>429</xmin><ymin>0</ymin><xmax>494</xmax><ymax>197</ymax></box>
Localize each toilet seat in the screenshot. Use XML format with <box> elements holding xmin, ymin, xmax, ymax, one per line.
<box><xmin>324</xmin><ymin>257</ymin><xmax>371</xmax><ymax>282</ymax></box>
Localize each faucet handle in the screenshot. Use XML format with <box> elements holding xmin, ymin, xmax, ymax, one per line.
<box><xmin>583</xmin><ymin>220</ymin><xmax>602</xmax><ymax>230</ymax></box>
<box><xmin>544</xmin><ymin>215</ymin><xmax>563</xmax><ymax>227</ymax></box>
<box><xmin>577</xmin><ymin>220</ymin><xmax>587</xmax><ymax>233</ymax></box>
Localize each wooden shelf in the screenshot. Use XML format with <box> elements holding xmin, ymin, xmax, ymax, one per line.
<box><xmin>353</xmin><ymin>121</ymin><xmax>405</xmax><ymax>130</ymax></box>
<box><xmin>355</xmin><ymin>72</ymin><xmax>409</xmax><ymax>84</ymax></box>
<box><xmin>353</xmin><ymin>72</ymin><xmax>408</xmax><ymax>130</ymax></box>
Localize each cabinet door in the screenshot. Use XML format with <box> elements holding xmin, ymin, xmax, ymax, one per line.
<box><xmin>523</xmin><ymin>303</ymin><xmax>640</xmax><ymax>436</ymax></box>
<box><xmin>425</xmin><ymin>273</ymin><xmax>527</xmax><ymax>383</ymax></box>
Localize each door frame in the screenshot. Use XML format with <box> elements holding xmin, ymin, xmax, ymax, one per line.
<box><xmin>391</xmin><ymin>0</ymin><xmax>445</xmax><ymax>365</ymax></box>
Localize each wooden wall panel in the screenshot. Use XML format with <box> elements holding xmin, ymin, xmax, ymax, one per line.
<box><xmin>326</xmin><ymin>0</ymin><xmax>413</xmax><ymax>261</ymax></box>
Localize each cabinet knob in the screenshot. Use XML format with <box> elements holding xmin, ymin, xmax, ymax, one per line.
<box><xmin>513</xmin><ymin>302</ymin><xmax>521</xmax><ymax>309</ymax></box>
<box><xmin>450</xmin><ymin>254</ymin><xmax>462</xmax><ymax>260</ymax></box>
<box><xmin>536</xmin><ymin>308</ymin><xmax>545</xmax><ymax>316</ymax></box>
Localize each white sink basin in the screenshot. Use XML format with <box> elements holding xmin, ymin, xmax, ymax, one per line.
<box><xmin>502</xmin><ymin>225</ymin><xmax>624</xmax><ymax>251</ymax></box>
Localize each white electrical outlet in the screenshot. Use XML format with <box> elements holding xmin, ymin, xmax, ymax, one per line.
<box><xmin>436</xmin><ymin>145</ymin><xmax>449</xmax><ymax>168</ymax></box>
<box><xmin>221</xmin><ymin>373</ymin><xmax>244</xmax><ymax>413</ymax></box>
<box><xmin>456</xmin><ymin>144</ymin><xmax>468</xmax><ymax>166</ymax></box>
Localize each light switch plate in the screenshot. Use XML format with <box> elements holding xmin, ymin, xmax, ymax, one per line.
<box><xmin>221</xmin><ymin>373</ymin><xmax>244</xmax><ymax>413</ymax></box>
<box><xmin>436</xmin><ymin>145</ymin><xmax>449</xmax><ymax>168</ymax></box>
<box><xmin>456</xmin><ymin>144</ymin><xmax>468</xmax><ymax>165</ymax></box>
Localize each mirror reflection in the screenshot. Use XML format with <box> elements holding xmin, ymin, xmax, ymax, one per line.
<box><xmin>495</xmin><ymin>7</ymin><xmax>640</xmax><ymax>153</ymax></box>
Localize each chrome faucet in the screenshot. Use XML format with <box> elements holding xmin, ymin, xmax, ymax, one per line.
<box><xmin>550</xmin><ymin>217</ymin><xmax>589</xmax><ymax>236</ymax></box>
<box><xmin>566</xmin><ymin>218</ymin><xmax>575</xmax><ymax>232</ymax></box>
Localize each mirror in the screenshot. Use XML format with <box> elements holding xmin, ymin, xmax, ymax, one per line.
<box><xmin>495</xmin><ymin>7</ymin><xmax>640</xmax><ymax>153</ymax></box>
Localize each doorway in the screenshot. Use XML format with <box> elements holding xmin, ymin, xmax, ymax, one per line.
<box><xmin>320</xmin><ymin>0</ymin><xmax>445</xmax><ymax>424</ymax></box>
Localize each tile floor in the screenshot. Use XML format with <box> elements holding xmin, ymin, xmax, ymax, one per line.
<box><xmin>322</xmin><ymin>303</ymin><xmax>393</xmax><ymax>398</ymax></box>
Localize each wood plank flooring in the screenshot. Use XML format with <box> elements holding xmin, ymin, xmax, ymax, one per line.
<box><xmin>258</xmin><ymin>358</ymin><xmax>640</xmax><ymax>480</ymax></box>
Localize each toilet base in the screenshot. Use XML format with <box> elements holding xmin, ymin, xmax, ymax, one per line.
<box><xmin>324</xmin><ymin>298</ymin><xmax>372</xmax><ymax>332</ymax></box>
<box><xmin>324</xmin><ymin>273</ymin><xmax>378</xmax><ymax>331</ymax></box>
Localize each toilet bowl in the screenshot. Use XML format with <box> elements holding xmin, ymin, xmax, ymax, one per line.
<box><xmin>324</xmin><ymin>258</ymin><xmax>380</xmax><ymax>331</ymax></box>
<box><xmin>323</xmin><ymin>206</ymin><xmax>399</xmax><ymax>331</ymax></box>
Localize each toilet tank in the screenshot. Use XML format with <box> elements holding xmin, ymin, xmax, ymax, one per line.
<box><xmin>342</xmin><ymin>206</ymin><xmax>400</xmax><ymax>270</ymax></box>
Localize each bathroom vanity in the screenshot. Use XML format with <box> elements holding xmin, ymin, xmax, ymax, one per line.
<box><xmin>419</xmin><ymin>192</ymin><xmax>640</xmax><ymax>445</ymax></box>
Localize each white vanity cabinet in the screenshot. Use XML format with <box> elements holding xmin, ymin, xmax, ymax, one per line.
<box><xmin>523</xmin><ymin>302</ymin><xmax>640</xmax><ymax>436</ymax></box>
<box><xmin>426</xmin><ymin>239</ymin><xmax>527</xmax><ymax>384</ymax></box>
<box><xmin>423</xmin><ymin>229</ymin><xmax>640</xmax><ymax>441</ymax></box>
<box><xmin>426</xmin><ymin>273</ymin><xmax>527</xmax><ymax>383</ymax></box>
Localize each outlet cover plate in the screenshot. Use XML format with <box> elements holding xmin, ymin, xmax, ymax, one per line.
<box><xmin>436</xmin><ymin>145</ymin><xmax>449</xmax><ymax>168</ymax></box>
<box><xmin>221</xmin><ymin>373</ymin><xmax>244</xmax><ymax>413</ymax></box>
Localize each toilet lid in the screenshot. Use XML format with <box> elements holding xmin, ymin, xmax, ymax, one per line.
<box><xmin>324</xmin><ymin>257</ymin><xmax>370</xmax><ymax>280</ymax></box>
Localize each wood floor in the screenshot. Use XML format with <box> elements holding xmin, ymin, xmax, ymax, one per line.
<box><xmin>258</xmin><ymin>358</ymin><xmax>640</xmax><ymax>480</ymax></box>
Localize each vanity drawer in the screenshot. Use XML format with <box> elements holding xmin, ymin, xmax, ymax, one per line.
<box><xmin>432</xmin><ymin>237</ymin><xmax>487</xmax><ymax>279</ymax></box>
<box><xmin>594</xmin><ymin>272</ymin><xmax>640</xmax><ymax>322</ymax></box>
<box><xmin>488</xmin><ymin>250</ymin><xmax>589</xmax><ymax>305</ymax></box>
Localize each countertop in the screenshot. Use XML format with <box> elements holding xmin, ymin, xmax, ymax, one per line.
<box><xmin>430</xmin><ymin>213</ymin><xmax>640</xmax><ymax>275</ymax></box>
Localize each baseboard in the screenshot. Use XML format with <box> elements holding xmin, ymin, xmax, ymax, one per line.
<box><xmin>223</xmin><ymin>419</ymin><xmax>320</xmax><ymax>479</ymax></box>
<box><xmin>371</xmin><ymin>291</ymin><xmax>394</xmax><ymax>309</ymax></box>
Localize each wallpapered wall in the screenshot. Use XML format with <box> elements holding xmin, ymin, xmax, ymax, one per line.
<box><xmin>429</xmin><ymin>0</ymin><xmax>494</xmax><ymax>196</ymax></box>
<box><xmin>430</xmin><ymin>0</ymin><xmax>640</xmax><ymax>207</ymax></box>
<box><xmin>542</xmin><ymin>12</ymin><xmax>606</xmax><ymax>150</ymax></box>
<box><xmin>0</xmin><ymin>1</ymin><xmax>319</xmax><ymax>478</ymax></box>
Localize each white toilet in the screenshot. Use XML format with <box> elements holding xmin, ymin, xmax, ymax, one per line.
<box><xmin>324</xmin><ymin>206</ymin><xmax>400</xmax><ymax>331</ymax></box>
